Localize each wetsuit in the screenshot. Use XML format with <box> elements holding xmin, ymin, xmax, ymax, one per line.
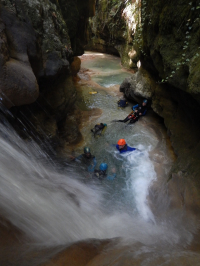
<box><xmin>132</xmin><ymin>104</ymin><xmax>147</xmax><ymax>116</ymax></box>
<box><xmin>75</xmin><ymin>154</ymin><xmax>97</xmax><ymax>172</ymax></box>
<box><xmin>118</xmin><ymin>111</ymin><xmax>139</xmax><ymax>124</ymax></box>
<box><xmin>117</xmin><ymin>103</ymin><xmax>147</xmax><ymax>124</ymax></box>
<box><xmin>118</xmin><ymin>99</ymin><xmax>128</xmax><ymax>108</ymax></box>
<box><xmin>91</xmin><ymin>123</ymin><xmax>106</xmax><ymax>136</ymax></box>
<box><xmin>93</xmin><ymin>169</ymin><xmax>116</xmax><ymax>180</ymax></box>
<box><xmin>116</xmin><ymin>144</ymin><xmax>136</xmax><ymax>153</ymax></box>
<box><xmin>93</xmin><ymin>169</ymin><xmax>107</xmax><ymax>180</ymax></box>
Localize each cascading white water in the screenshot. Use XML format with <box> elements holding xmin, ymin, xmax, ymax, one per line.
<box><xmin>0</xmin><ymin>121</ymin><xmax>195</xmax><ymax>248</ymax></box>
<box><xmin>123</xmin><ymin>150</ymin><xmax>156</xmax><ymax>223</ymax></box>
<box><xmin>0</xmin><ymin>52</ymin><xmax>198</xmax><ymax>253</ymax></box>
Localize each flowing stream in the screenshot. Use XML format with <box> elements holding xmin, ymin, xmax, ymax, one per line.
<box><xmin>0</xmin><ymin>52</ymin><xmax>199</xmax><ymax>265</ymax></box>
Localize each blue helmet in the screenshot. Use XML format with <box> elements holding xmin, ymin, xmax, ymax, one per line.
<box><xmin>143</xmin><ymin>99</ymin><xmax>147</xmax><ymax>104</ymax></box>
<box><xmin>99</xmin><ymin>163</ymin><xmax>108</xmax><ymax>171</ymax></box>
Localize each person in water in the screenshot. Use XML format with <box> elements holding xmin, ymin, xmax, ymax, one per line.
<box><xmin>116</xmin><ymin>139</ymin><xmax>137</xmax><ymax>153</ymax></box>
<box><xmin>116</xmin><ymin>99</ymin><xmax>148</xmax><ymax>124</ymax></box>
<box><xmin>91</xmin><ymin>123</ymin><xmax>107</xmax><ymax>137</ymax></box>
<box><xmin>71</xmin><ymin>147</ymin><xmax>97</xmax><ymax>173</ymax></box>
<box><xmin>117</xmin><ymin>98</ymin><xmax>128</xmax><ymax>108</ymax></box>
<box><xmin>93</xmin><ymin>163</ymin><xmax>116</xmax><ymax>180</ymax></box>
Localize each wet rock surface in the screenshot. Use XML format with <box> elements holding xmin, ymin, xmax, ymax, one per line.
<box><xmin>0</xmin><ymin>0</ymin><xmax>95</xmax><ymax>107</ymax></box>
<box><xmin>85</xmin><ymin>0</ymin><xmax>139</xmax><ymax>68</ymax></box>
<box><xmin>120</xmin><ymin>67</ymin><xmax>154</xmax><ymax>102</ymax></box>
<box><xmin>0</xmin><ymin>0</ymin><xmax>95</xmax><ymax>151</ymax></box>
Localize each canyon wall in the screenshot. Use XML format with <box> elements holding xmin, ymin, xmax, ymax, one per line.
<box><xmin>0</xmin><ymin>0</ymin><xmax>95</xmax><ymax>148</ymax></box>
<box><xmin>123</xmin><ymin>0</ymin><xmax>200</xmax><ymax>188</ymax></box>
<box><xmin>85</xmin><ymin>0</ymin><xmax>141</xmax><ymax>68</ymax></box>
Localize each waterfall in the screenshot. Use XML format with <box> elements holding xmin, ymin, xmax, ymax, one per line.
<box><xmin>0</xmin><ymin>52</ymin><xmax>198</xmax><ymax>255</ymax></box>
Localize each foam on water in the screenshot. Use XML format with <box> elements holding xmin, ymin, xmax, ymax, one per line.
<box><xmin>0</xmin><ymin>123</ymin><xmax>195</xmax><ymax>248</ymax></box>
<box><xmin>123</xmin><ymin>150</ymin><xmax>156</xmax><ymax>222</ymax></box>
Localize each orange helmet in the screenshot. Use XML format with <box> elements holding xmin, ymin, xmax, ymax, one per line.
<box><xmin>117</xmin><ymin>139</ymin><xmax>126</xmax><ymax>145</ymax></box>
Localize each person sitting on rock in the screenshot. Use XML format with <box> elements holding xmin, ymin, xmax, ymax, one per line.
<box><xmin>91</xmin><ymin>123</ymin><xmax>107</xmax><ymax>137</ymax></box>
<box><xmin>116</xmin><ymin>99</ymin><xmax>148</xmax><ymax>124</ymax></box>
<box><xmin>132</xmin><ymin>99</ymin><xmax>148</xmax><ymax>116</ymax></box>
<box><xmin>117</xmin><ymin>110</ymin><xmax>140</xmax><ymax>124</ymax></box>
<box><xmin>93</xmin><ymin>163</ymin><xmax>116</xmax><ymax>180</ymax></box>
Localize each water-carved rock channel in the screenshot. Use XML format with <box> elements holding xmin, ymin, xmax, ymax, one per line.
<box><xmin>0</xmin><ymin>52</ymin><xmax>200</xmax><ymax>266</ymax></box>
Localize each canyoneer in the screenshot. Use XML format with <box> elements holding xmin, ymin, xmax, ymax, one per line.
<box><xmin>116</xmin><ymin>139</ymin><xmax>137</xmax><ymax>153</ymax></box>
<box><xmin>116</xmin><ymin>99</ymin><xmax>148</xmax><ymax>124</ymax></box>
<box><xmin>93</xmin><ymin>163</ymin><xmax>116</xmax><ymax>180</ymax></box>
<box><xmin>91</xmin><ymin>123</ymin><xmax>107</xmax><ymax>137</ymax></box>
<box><xmin>71</xmin><ymin>147</ymin><xmax>97</xmax><ymax>173</ymax></box>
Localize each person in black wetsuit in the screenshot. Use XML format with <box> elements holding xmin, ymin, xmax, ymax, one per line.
<box><xmin>116</xmin><ymin>99</ymin><xmax>148</xmax><ymax>124</ymax></box>
<box><xmin>117</xmin><ymin>110</ymin><xmax>140</xmax><ymax>124</ymax></box>
<box><xmin>71</xmin><ymin>147</ymin><xmax>97</xmax><ymax>173</ymax></box>
<box><xmin>91</xmin><ymin>123</ymin><xmax>107</xmax><ymax>137</ymax></box>
<box><xmin>132</xmin><ymin>99</ymin><xmax>148</xmax><ymax>116</ymax></box>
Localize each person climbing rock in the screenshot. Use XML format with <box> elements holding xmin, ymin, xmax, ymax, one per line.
<box><xmin>91</xmin><ymin>123</ymin><xmax>107</xmax><ymax>137</ymax></box>
<box><xmin>71</xmin><ymin>147</ymin><xmax>97</xmax><ymax>173</ymax></box>
<box><xmin>93</xmin><ymin>163</ymin><xmax>116</xmax><ymax>180</ymax></box>
<box><xmin>116</xmin><ymin>139</ymin><xmax>137</xmax><ymax>153</ymax></box>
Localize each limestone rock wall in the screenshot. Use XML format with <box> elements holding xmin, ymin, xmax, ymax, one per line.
<box><xmin>121</xmin><ymin>67</ymin><xmax>200</xmax><ymax>190</ymax></box>
<box><xmin>139</xmin><ymin>0</ymin><xmax>200</xmax><ymax>186</ymax></box>
<box><xmin>142</xmin><ymin>0</ymin><xmax>200</xmax><ymax>104</ymax></box>
<box><xmin>85</xmin><ymin>0</ymin><xmax>141</xmax><ymax>68</ymax></box>
<box><xmin>0</xmin><ymin>0</ymin><xmax>95</xmax><ymax>148</ymax></box>
<box><xmin>0</xmin><ymin>0</ymin><xmax>96</xmax><ymax>107</ymax></box>
<box><xmin>0</xmin><ymin>0</ymin><xmax>71</xmax><ymax>107</ymax></box>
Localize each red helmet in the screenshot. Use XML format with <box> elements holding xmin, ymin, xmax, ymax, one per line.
<box><xmin>117</xmin><ymin>139</ymin><xmax>126</xmax><ymax>145</ymax></box>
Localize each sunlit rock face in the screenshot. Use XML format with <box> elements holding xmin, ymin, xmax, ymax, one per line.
<box><xmin>85</xmin><ymin>0</ymin><xmax>141</xmax><ymax>68</ymax></box>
